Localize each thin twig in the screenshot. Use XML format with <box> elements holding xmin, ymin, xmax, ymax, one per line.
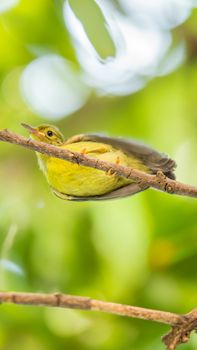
<box><xmin>0</xmin><ymin>291</ymin><xmax>180</xmax><ymax>324</ymax></box>
<box><xmin>0</xmin><ymin>129</ymin><xmax>197</xmax><ymax>198</ymax></box>
<box><xmin>0</xmin><ymin>291</ymin><xmax>196</xmax><ymax>350</ymax></box>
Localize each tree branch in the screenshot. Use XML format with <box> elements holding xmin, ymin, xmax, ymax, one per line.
<box><xmin>0</xmin><ymin>129</ymin><xmax>197</xmax><ymax>198</ymax></box>
<box><xmin>0</xmin><ymin>291</ymin><xmax>196</xmax><ymax>349</ymax></box>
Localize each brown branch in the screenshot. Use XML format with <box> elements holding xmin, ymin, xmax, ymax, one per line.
<box><xmin>162</xmin><ymin>308</ymin><xmax>197</xmax><ymax>350</ymax></box>
<box><xmin>0</xmin><ymin>129</ymin><xmax>197</xmax><ymax>198</ymax></box>
<box><xmin>0</xmin><ymin>291</ymin><xmax>180</xmax><ymax>324</ymax></box>
<box><xmin>0</xmin><ymin>291</ymin><xmax>196</xmax><ymax>349</ymax></box>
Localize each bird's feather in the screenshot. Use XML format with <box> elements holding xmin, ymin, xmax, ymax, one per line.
<box><xmin>74</xmin><ymin>134</ymin><xmax>176</xmax><ymax>180</ymax></box>
<box><xmin>52</xmin><ymin>182</ymin><xmax>148</xmax><ymax>201</ymax></box>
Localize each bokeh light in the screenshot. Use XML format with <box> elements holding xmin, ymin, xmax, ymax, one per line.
<box><xmin>20</xmin><ymin>54</ymin><xmax>90</xmax><ymax>120</ymax></box>
<box><xmin>119</xmin><ymin>0</ymin><xmax>194</xmax><ymax>29</ymax></box>
<box><xmin>0</xmin><ymin>0</ymin><xmax>19</xmax><ymax>14</ymax></box>
<box><xmin>63</xmin><ymin>0</ymin><xmax>189</xmax><ymax>97</ymax></box>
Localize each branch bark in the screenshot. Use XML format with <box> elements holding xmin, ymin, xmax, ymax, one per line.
<box><xmin>0</xmin><ymin>129</ymin><xmax>197</xmax><ymax>198</ymax></box>
<box><xmin>0</xmin><ymin>291</ymin><xmax>196</xmax><ymax>350</ymax></box>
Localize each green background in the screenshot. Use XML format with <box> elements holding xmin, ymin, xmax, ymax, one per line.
<box><xmin>0</xmin><ymin>1</ymin><xmax>197</xmax><ymax>349</ymax></box>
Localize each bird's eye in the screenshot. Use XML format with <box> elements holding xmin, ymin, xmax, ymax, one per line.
<box><xmin>47</xmin><ymin>130</ymin><xmax>54</xmax><ymax>137</ymax></box>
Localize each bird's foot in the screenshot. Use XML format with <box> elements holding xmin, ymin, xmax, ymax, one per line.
<box><xmin>80</xmin><ymin>148</ymin><xmax>88</xmax><ymax>155</ymax></box>
<box><xmin>106</xmin><ymin>168</ymin><xmax>116</xmax><ymax>176</ymax></box>
<box><xmin>115</xmin><ymin>156</ymin><xmax>120</xmax><ymax>165</ymax></box>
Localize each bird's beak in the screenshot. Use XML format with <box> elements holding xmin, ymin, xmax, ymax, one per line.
<box><xmin>21</xmin><ymin>123</ymin><xmax>40</xmax><ymax>136</ymax></box>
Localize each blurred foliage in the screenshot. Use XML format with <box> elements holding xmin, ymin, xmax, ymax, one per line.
<box><xmin>0</xmin><ymin>1</ymin><xmax>197</xmax><ymax>350</ymax></box>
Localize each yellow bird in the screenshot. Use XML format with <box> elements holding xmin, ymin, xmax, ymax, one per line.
<box><xmin>22</xmin><ymin>123</ymin><xmax>176</xmax><ymax>201</ymax></box>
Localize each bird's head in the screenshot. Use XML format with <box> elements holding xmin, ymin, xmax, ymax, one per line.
<box><xmin>21</xmin><ymin>123</ymin><xmax>64</xmax><ymax>145</ymax></box>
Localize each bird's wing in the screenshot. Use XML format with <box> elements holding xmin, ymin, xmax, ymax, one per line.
<box><xmin>52</xmin><ymin>183</ymin><xmax>148</xmax><ymax>201</ymax></box>
<box><xmin>72</xmin><ymin>134</ymin><xmax>176</xmax><ymax>180</ymax></box>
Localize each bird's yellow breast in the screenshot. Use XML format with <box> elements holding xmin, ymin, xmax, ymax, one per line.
<box><xmin>37</xmin><ymin>141</ymin><xmax>148</xmax><ymax>197</ymax></box>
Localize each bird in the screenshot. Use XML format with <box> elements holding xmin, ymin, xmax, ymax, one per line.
<box><xmin>21</xmin><ymin>123</ymin><xmax>176</xmax><ymax>201</ymax></box>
